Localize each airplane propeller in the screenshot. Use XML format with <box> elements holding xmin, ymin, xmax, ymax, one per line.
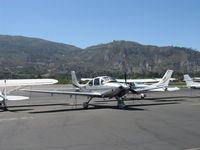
<box><xmin>129</xmin><ymin>86</ymin><xmax>138</xmax><ymax>94</ymax></box>
<box><xmin>123</xmin><ymin>72</ymin><xmax>138</xmax><ymax>94</ymax></box>
<box><xmin>124</xmin><ymin>72</ymin><xmax>127</xmax><ymax>84</ymax></box>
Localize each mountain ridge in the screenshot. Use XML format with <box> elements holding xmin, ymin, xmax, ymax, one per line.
<box><xmin>0</xmin><ymin>35</ymin><xmax>199</xmax><ymax>79</ymax></box>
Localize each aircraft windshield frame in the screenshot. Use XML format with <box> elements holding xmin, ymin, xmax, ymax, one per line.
<box><xmin>102</xmin><ymin>76</ymin><xmax>117</xmax><ymax>84</ymax></box>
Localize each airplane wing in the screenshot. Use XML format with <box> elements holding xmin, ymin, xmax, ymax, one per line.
<box><xmin>0</xmin><ymin>96</ymin><xmax>29</xmax><ymax>101</ymax></box>
<box><xmin>133</xmin><ymin>85</ymin><xmax>165</xmax><ymax>93</ymax></box>
<box><xmin>116</xmin><ymin>78</ymin><xmax>161</xmax><ymax>83</ymax></box>
<box><xmin>114</xmin><ymin>78</ymin><xmax>176</xmax><ymax>83</ymax></box>
<box><xmin>81</xmin><ymin>78</ymin><xmax>176</xmax><ymax>83</ymax></box>
<box><xmin>148</xmin><ymin>87</ymin><xmax>180</xmax><ymax>92</ymax></box>
<box><xmin>0</xmin><ymin>79</ymin><xmax>58</xmax><ymax>87</ymax></box>
<box><xmin>22</xmin><ymin>89</ymin><xmax>102</xmax><ymax>97</ymax></box>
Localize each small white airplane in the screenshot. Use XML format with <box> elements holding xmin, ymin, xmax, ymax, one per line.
<box><xmin>0</xmin><ymin>79</ymin><xmax>58</xmax><ymax>111</ymax></box>
<box><xmin>23</xmin><ymin>70</ymin><xmax>172</xmax><ymax>109</ymax></box>
<box><xmin>184</xmin><ymin>74</ymin><xmax>200</xmax><ymax>89</ymax></box>
<box><xmin>131</xmin><ymin>70</ymin><xmax>179</xmax><ymax>98</ymax></box>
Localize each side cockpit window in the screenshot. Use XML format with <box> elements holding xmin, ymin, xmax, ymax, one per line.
<box><xmin>101</xmin><ymin>79</ymin><xmax>104</xmax><ymax>85</ymax></box>
<box><xmin>94</xmin><ymin>78</ymin><xmax>100</xmax><ymax>86</ymax></box>
<box><xmin>88</xmin><ymin>80</ymin><xmax>93</xmax><ymax>86</ymax></box>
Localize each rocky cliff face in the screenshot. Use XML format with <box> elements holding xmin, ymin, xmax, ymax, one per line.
<box><xmin>82</xmin><ymin>41</ymin><xmax>200</xmax><ymax>74</ymax></box>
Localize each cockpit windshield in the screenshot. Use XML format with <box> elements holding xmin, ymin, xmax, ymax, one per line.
<box><xmin>101</xmin><ymin>76</ymin><xmax>117</xmax><ymax>84</ymax></box>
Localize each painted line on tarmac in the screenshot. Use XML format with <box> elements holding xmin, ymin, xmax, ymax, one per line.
<box><xmin>0</xmin><ymin>117</ymin><xmax>33</xmax><ymax>122</ymax></box>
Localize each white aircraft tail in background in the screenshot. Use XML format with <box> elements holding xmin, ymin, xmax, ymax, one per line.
<box><xmin>184</xmin><ymin>74</ymin><xmax>200</xmax><ymax>89</ymax></box>
<box><xmin>134</xmin><ymin>70</ymin><xmax>174</xmax><ymax>90</ymax></box>
<box><xmin>153</xmin><ymin>70</ymin><xmax>173</xmax><ymax>87</ymax></box>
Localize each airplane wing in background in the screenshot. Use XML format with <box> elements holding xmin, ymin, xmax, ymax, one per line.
<box><xmin>133</xmin><ymin>85</ymin><xmax>166</xmax><ymax>93</ymax></box>
<box><xmin>0</xmin><ymin>79</ymin><xmax>58</xmax><ymax>87</ymax></box>
<box><xmin>0</xmin><ymin>96</ymin><xmax>29</xmax><ymax>101</ymax></box>
<box><xmin>0</xmin><ymin>79</ymin><xmax>58</xmax><ymax>111</ymax></box>
<box><xmin>148</xmin><ymin>87</ymin><xmax>180</xmax><ymax>92</ymax></box>
<box><xmin>116</xmin><ymin>79</ymin><xmax>161</xmax><ymax>83</ymax></box>
<box><xmin>81</xmin><ymin>78</ymin><xmax>161</xmax><ymax>83</ymax></box>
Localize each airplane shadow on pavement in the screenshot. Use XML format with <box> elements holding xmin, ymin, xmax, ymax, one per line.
<box><xmin>27</xmin><ymin>101</ymin><xmax>179</xmax><ymax>114</ymax></box>
<box><xmin>3</xmin><ymin>95</ymin><xmax>187</xmax><ymax>113</ymax></box>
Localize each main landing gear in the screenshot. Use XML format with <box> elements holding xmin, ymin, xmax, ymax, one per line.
<box><xmin>82</xmin><ymin>97</ymin><xmax>93</xmax><ymax>109</ymax></box>
<box><xmin>82</xmin><ymin>96</ymin><xmax>127</xmax><ymax>109</ymax></box>
<box><xmin>140</xmin><ymin>93</ymin><xmax>146</xmax><ymax>99</ymax></box>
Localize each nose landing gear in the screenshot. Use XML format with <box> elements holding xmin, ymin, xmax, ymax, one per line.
<box><xmin>116</xmin><ymin>96</ymin><xmax>126</xmax><ymax>109</ymax></box>
<box><xmin>0</xmin><ymin>100</ymin><xmax>8</xmax><ymax>111</ymax></box>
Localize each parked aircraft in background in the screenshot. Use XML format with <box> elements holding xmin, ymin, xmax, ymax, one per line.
<box><xmin>132</xmin><ymin>70</ymin><xmax>179</xmax><ymax>98</ymax></box>
<box><xmin>0</xmin><ymin>79</ymin><xmax>58</xmax><ymax>111</ymax></box>
<box><xmin>23</xmin><ymin>71</ymin><xmax>172</xmax><ymax>109</ymax></box>
<box><xmin>81</xmin><ymin>77</ymin><xmax>176</xmax><ymax>84</ymax></box>
<box><xmin>184</xmin><ymin>74</ymin><xmax>200</xmax><ymax>89</ymax></box>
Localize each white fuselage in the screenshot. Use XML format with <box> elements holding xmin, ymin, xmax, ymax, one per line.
<box><xmin>79</xmin><ymin>76</ymin><xmax>130</xmax><ymax>98</ymax></box>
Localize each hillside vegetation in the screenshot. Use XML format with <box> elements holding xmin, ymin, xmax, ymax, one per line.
<box><xmin>0</xmin><ymin>35</ymin><xmax>199</xmax><ymax>80</ymax></box>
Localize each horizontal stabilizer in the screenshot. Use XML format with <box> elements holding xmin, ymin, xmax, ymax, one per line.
<box><xmin>0</xmin><ymin>96</ymin><xmax>29</xmax><ymax>101</ymax></box>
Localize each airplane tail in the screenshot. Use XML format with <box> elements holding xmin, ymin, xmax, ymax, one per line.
<box><xmin>71</xmin><ymin>71</ymin><xmax>81</xmax><ymax>88</ymax></box>
<box><xmin>184</xmin><ymin>74</ymin><xmax>194</xmax><ymax>87</ymax></box>
<box><xmin>154</xmin><ymin>70</ymin><xmax>173</xmax><ymax>86</ymax></box>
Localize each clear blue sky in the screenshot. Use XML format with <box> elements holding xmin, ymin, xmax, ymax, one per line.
<box><xmin>0</xmin><ymin>0</ymin><xmax>200</xmax><ymax>50</ymax></box>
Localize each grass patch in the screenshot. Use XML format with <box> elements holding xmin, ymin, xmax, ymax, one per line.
<box><xmin>169</xmin><ymin>82</ymin><xmax>186</xmax><ymax>86</ymax></box>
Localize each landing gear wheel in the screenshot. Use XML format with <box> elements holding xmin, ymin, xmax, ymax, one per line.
<box><xmin>140</xmin><ymin>94</ymin><xmax>146</xmax><ymax>99</ymax></box>
<box><xmin>117</xmin><ymin>100</ymin><xmax>126</xmax><ymax>109</ymax></box>
<box><xmin>83</xmin><ymin>102</ymin><xmax>89</xmax><ymax>109</ymax></box>
<box><xmin>2</xmin><ymin>107</ymin><xmax>8</xmax><ymax>111</ymax></box>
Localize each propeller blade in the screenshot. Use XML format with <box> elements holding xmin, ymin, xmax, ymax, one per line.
<box><xmin>124</xmin><ymin>72</ymin><xmax>127</xmax><ymax>83</ymax></box>
<box><xmin>129</xmin><ymin>85</ymin><xmax>138</xmax><ymax>94</ymax></box>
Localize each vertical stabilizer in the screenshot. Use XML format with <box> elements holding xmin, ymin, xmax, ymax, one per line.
<box><xmin>155</xmin><ymin>70</ymin><xmax>173</xmax><ymax>86</ymax></box>
<box><xmin>184</xmin><ymin>74</ymin><xmax>194</xmax><ymax>87</ymax></box>
<box><xmin>71</xmin><ymin>71</ymin><xmax>81</xmax><ymax>88</ymax></box>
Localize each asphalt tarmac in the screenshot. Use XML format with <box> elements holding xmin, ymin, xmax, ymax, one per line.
<box><xmin>0</xmin><ymin>85</ymin><xmax>200</xmax><ymax>150</ymax></box>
